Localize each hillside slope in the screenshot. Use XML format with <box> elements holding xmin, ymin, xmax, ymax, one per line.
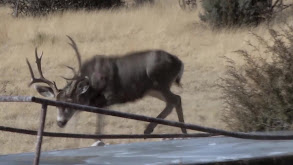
<box><xmin>0</xmin><ymin>1</ymin><xmax>292</xmax><ymax>154</ymax></box>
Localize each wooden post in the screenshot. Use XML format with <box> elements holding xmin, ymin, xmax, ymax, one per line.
<box><xmin>33</xmin><ymin>104</ymin><xmax>47</xmax><ymax>165</ymax></box>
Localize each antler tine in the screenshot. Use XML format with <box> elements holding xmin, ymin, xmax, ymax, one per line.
<box><xmin>61</xmin><ymin>76</ymin><xmax>80</xmax><ymax>81</ymax></box>
<box><xmin>26</xmin><ymin>58</ymin><xmax>36</xmax><ymax>87</ymax></box>
<box><xmin>65</xmin><ymin>65</ymin><xmax>77</xmax><ymax>75</ymax></box>
<box><xmin>66</xmin><ymin>35</ymin><xmax>82</xmax><ymax>74</ymax></box>
<box><xmin>35</xmin><ymin>48</ymin><xmax>44</xmax><ymax>78</ymax></box>
<box><xmin>60</xmin><ymin>65</ymin><xmax>80</xmax><ymax>81</ymax></box>
<box><xmin>27</xmin><ymin>48</ymin><xmax>59</xmax><ymax>95</ymax></box>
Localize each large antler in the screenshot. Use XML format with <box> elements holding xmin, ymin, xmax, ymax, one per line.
<box><xmin>26</xmin><ymin>48</ymin><xmax>59</xmax><ymax>95</ymax></box>
<box><xmin>64</xmin><ymin>35</ymin><xmax>82</xmax><ymax>80</ymax></box>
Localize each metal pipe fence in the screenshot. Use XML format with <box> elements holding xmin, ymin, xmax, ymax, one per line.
<box><xmin>0</xmin><ymin>125</ymin><xmax>217</xmax><ymax>139</ymax></box>
<box><xmin>1</xmin><ymin>95</ymin><xmax>293</xmax><ymax>165</ymax></box>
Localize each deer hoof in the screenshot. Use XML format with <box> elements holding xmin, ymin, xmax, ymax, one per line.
<box><xmin>91</xmin><ymin>140</ymin><xmax>106</xmax><ymax>147</ymax></box>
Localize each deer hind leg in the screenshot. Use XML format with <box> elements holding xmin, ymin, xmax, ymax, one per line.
<box><xmin>144</xmin><ymin>90</ymin><xmax>173</xmax><ymax>134</ymax></box>
<box><xmin>163</xmin><ymin>89</ymin><xmax>187</xmax><ymax>134</ymax></box>
<box><xmin>144</xmin><ymin>89</ymin><xmax>187</xmax><ymax>134</ymax></box>
<box><xmin>144</xmin><ymin>102</ymin><xmax>174</xmax><ymax>135</ymax></box>
<box><xmin>173</xmin><ymin>94</ymin><xmax>187</xmax><ymax>134</ymax></box>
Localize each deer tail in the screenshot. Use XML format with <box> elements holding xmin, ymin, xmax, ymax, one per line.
<box><xmin>175</xmin><ymin>62</ymin><xmax>184</xmax><ymax>87</ymax></box>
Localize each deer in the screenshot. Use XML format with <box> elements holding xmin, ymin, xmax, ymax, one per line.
<box><xmin>26</xmin><ymin>36</ymin><xmax>187</xmax><ymax>135</ymax></box>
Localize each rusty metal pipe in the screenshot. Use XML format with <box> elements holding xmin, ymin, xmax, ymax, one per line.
<box><xmin>33</xmin><ymin>104</ymin><xmax>47</xmax><ymax>165</ymax></box>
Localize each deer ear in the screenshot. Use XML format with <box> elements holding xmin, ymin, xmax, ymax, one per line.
<box><xmin>35</xmin><ymin>85</ymin><xmax>55</xmax><ymax>98</ymax></box>
<box><xmin>76</xmin><ymin>77</ymin><xmax>90</xmax><ymax>95</ymax></box>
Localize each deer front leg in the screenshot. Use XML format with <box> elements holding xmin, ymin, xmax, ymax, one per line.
<box><xmin>95</xmin><ymin>113</ymin><xmax>104</xmax><ymax>135</ymax></box>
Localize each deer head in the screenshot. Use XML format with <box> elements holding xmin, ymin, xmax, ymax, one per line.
<box><xmin>27</xmin><ymin>36</ymin><xmax>90</xmax><ymax>127</ymax></box>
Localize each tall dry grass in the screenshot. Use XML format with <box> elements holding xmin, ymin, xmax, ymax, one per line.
<box><xmin>0</xmin><ymin>1</ymin><xmax>293</xmax><ymax>154</ymax></box>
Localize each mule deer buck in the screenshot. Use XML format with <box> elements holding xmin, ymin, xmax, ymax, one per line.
<box><xmin>27</xmin><ymin>36</ymin><xmax>187</xmax><ymax>135</ymax></box>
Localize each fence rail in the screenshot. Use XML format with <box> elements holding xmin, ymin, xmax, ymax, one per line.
<box><xmin>0</xmin><ymin>125</ymin><xmax>217</xmax><ymax>139</ymax></box>
<box><xmin>1</xmin><ymin>95</ymin><xmax>293</xmax><ymax>165</ymax></box>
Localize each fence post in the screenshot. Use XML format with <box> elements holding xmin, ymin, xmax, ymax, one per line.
<box><xmin>34</xmin><ymin>104</ymin><xmax>48</xmax><ymax>165</ymax></box>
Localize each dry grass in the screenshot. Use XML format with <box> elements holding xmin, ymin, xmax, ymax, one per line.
<box><xmin>0</xmin><ymin>0</ymin><xmax>293</xmax><ymax>154</ymax></box>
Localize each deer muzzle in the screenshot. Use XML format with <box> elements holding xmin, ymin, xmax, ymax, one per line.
<box><xmin>57</xmin><ymin>120</ymin><xmax>67</xmax><ymax>128</ymax></box>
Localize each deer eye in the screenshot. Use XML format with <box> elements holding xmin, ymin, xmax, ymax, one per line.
<box><xmin>77</xmin><ymin>80</ymin><xmax>89</xmax><ymax>88</ymax></box>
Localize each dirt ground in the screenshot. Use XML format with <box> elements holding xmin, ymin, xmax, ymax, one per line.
<box><xmin>0</xmin><ymin>0</ymin><xmax>293</xmax><ymax>154</ymax></box>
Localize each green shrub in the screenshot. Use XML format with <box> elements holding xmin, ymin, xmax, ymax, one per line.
<box><xmin>134</xmin><ymin>0</ymin><xmax>154</xmax><ymax>6</ymax></box>
<box><xmin>220</xmin><ymin>25</ymin><xmax>293</xmax><ymax>132</ymax></box>
<box><xmin>200</xmin><ymin>0</ymin><xmax>273</xmax><ymax>28</ymax></box>
<box><xmin>7</xmin><ymin>0</ymin><xmax>124</xmax><ymax>16</ymax></box>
